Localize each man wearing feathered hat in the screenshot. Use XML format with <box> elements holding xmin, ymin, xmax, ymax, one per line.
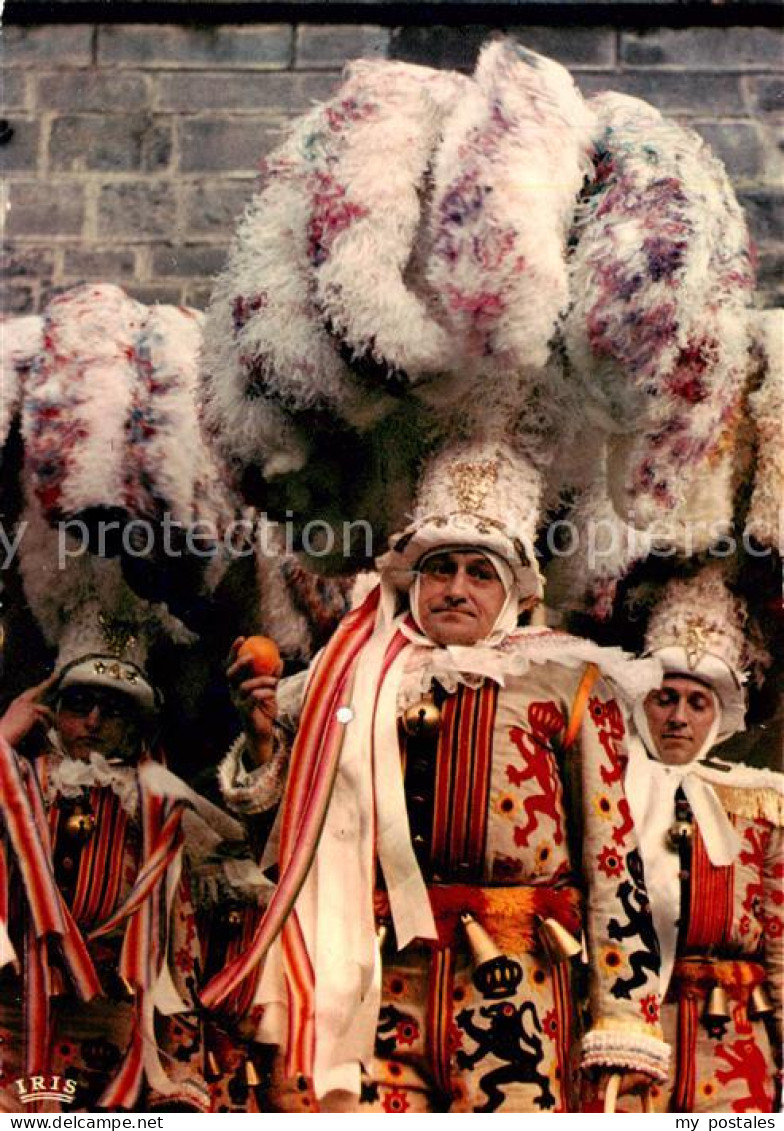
<box><xmin>0</xmin><ymin>524</ymin><xmax>233</xmax><ymax>1112</ymax></box>
<box><xmin>624</xmin><ymin>566</ymin><xmax>782</xmax><ymax>1113</ymax></box>
<box><xmin>208</xmin><ymin>439</ymin><xmax>672</xmax><ymax>1113</ymax></box>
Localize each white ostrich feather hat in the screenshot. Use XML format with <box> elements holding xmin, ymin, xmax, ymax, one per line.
<box><xmin>378</xmin><ymin>440</ymin><xmax>544</xmax><ymax>602</ymax></box>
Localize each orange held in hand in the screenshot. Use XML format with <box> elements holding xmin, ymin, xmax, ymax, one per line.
<box><xmin>237</xmin><ymin>635</ymin><xmax>281</xmax><ymax>676</ymax></box>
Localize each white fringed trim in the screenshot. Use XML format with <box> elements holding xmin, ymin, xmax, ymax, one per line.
<box><xmin>45</xmin><ymin>748</ymin><xmax>139</xmax><ymax>815</ymax></box>
<box><xmin>397</xmin><ymin>629</ymin><xmax>662</xmax><ymax>709</ymax></box>
<box><xmin>581</xmin><ymin>1028</ymin><xmax>670</xmax><ymax>1083</ymax></box>
<box><xmin>218</xmin><ymin>732</ymin><xmax>289</xmax><ymax>815</ymax></box>
<box><xmin>746</xmin><ymin>308</ymin><xmax>784</xmax><ymax>554</ymax></box>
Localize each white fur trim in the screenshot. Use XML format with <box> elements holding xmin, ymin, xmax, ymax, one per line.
<box><xmin>218</xmin><ymin>732</ymin><xmax>289</xmax><ymax>815</ymax></box>
<box><xmin>581</xmin><ymin>1028</ymin><xmax>670</xmax><ymax>1082</ymax></box>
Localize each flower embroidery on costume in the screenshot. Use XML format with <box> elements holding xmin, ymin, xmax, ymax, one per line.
<box><xmin>640</xmin><ymin>994</ymin><xmax>660</xmax><ymax>1025</ymax></box>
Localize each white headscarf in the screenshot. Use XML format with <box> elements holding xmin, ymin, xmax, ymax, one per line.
<box><xmin>626</xmin><ymin>675</ymin><xmax>742</xmax><ymax>992</ymax></box>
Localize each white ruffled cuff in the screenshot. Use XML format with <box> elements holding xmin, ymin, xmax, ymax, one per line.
<box><xmin>217</xmin><ymin>731</ymin><xmax>288</xmax><ymax>815</ymax></box>
<box><xmin>581</xmin><ymin>1028</ymin><xmax>670</xmax><ymax>1083</ymax></box>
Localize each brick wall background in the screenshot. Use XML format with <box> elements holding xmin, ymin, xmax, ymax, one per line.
<box><xmin>2</xmin><ymin>11</ymin><xmax>782</xmax><ymax>315</ymax></box>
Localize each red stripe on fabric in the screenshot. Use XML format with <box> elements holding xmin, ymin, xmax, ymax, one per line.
<box><xmin>0</xmin><ymin>743</ymin><xmax>64</xmax><ymax>937</ymax></box>
<box><xmin>201</xmin><ymin>590</ymin><xmax>383</xmax><ymax>1011</ymax></box>
<box><xmin>552</xmin><ymin>962</ymin><xmax>573</xmax><ymax>1112</ymax></box>
<box><xmin>88</xmin><ymin>802</ymin><xmax>184</xmax><ymax>942</ymax></box>
<box><xmin>426</xmin><ymin>946</ymin><xmax>455</xmax><ymax>1097</ymax></box>
<box><xmin>71</xmin><ymin>789</ymin><xmax>129</xmax><ymax>928</ymax></box>
<box><xmin>465</xmin><ymin>685</ymin><xmax>496</xmax><ymax>874</ymax></box>
<box><xmin>284</xmin><ymin>619</ymin><xmax>410</xmax><ymax>1081</ymax></box>
<box><xmin>685</xmin><ymin>827</ymin><xmax>734</xmax><ymax>951</ymax></box>
<box><xmin>431</xmin><ymin>693</ymin><xmax>459</xmax><ymax>868</ymax></box>
<box><xmin>24</xmin><ymin>933</ymin><xmax>50</xmax><ymax>1076</ymax></box>
<box><xmin>98</xmin><ymin>995</ymin><xmax>145</xmax><ymax>1110</ymax></box>
<box><xmin>450</xmin><ymin>688</ymin><xmax>476</xmax><ymax>868</ymax></box>
<box><xmin>280</xmin><ymin>589</ymin><xmax>381</xmax><ymax>850</ymax></box>
<box><xmin>673</xmin><ymin>995</ymin><xmax>698</xmax><ymax>1112</ymax></box>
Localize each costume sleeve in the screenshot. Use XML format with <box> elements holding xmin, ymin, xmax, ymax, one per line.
<box><xmin>148</xmin><ymin>863</ymin><xmax>211</xmax><ymax>1112</ymax></box>
<box><xmin>763</xmin><ymin>819</ymin><xmax>784</xmax><ymax>1060</ymax></box>
<box><xmin>574</xmin><ymin>672</ymin><xmax>671</xmax><ymax>1082</ymax></box>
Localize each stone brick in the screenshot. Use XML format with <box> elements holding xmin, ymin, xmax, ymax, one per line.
<box><xmin>755</xmin><ymin>251</ymin><xmax>784</xmax><ymax>305</ymax></box>
<box><xmin>621</xmin><ymin>28</ymin><xmax>784</xmax><ymax>71</ymax></box>
<box><xmin>158</xmin><ymin>71</ymin><xmax>339</xmax><ymax>114</ymax></box>
<box><xmin>695</xmin><ymin>121</ymin><xmax>766</xmax><ymax>180</ymax></box>
<box><xmin>295</xmin><ymin>25</ymin><xmax>390</xmax><ymax>70</ymax></box>
<box><xmin>125</xmin><ymin>283</ymin><xmax>186</xmax><ymax>306</ymax></box>
<box><xmin>3</xmin><ymin>25</ymin><xmax>93</xmax><ymax>66</ymax></box>
<box><xmin>391</xmin><ymin>26</ymin><xmax>614</xmax><ymax>70</ymax></box>
<box><xmin>0</xmin><ymin>283</ymin><xmax>36</xmax><ymax>315</ymax></box>
<box><xmin>63</xmin><ymin>247</ymin><xmax>138</xmax><ymax>279</ymax></box>
<box><xmin>179</xmin><ymin>118</ymin><xmax>281</xmax><ymax>172</ymax></box>
<box><xmin>0</xmin><ymin>119</ymin><xmax>40</xmax><ymax>172</ymax></box>
<box><xmin>36</xmin><ymin>71</ymin><xmax>150</xmax><ymax>113</ymax></box>
<box><xmin>576</xmin><ymin>71</ymin><xmax>744</xmax><ymax>116</ymax></box>
<box><xmin>182</xmin><ymin>179</ymin><xmax>256</xmax><ymax>234</ymax></box>
<box><xmin>2</xmin><ymin>72</ymin><xmax>29</xmax><ymax>111</ymax></box>
<box><xmin>98</xmin><ymin>25</ymin><xmax>293</xmax><ymax>69</ymax></box>
<box><xmin>2</xmin><ymin>244</ymin><xmax>56</xmax><ymax>279</ymax></box>
<box><xmin>390</xmin><ymin>26</ymin><xmax>490</xmax><ymax>71</ymax></box>
<box><xmin>151</xmin><ymin>243</ymin><xmax>227</xmax><ymax>278</ymax></box>
<box><xmin>744</xmin><ymin>76</ymin><xmax>784</xmax><ymax>117</ymax></box>
<box><xmin>738</xmin><ymin>189</ymin><xmax>784</xmax><ymax>243</ymax></box>
<box><xmin>97</xmin><ymin>182</ymin><xmax>176</xmax><ymax>239</ymax></box>
<box><xmin>49</xmin><ymin>114</ymin><xmax>173</xmax><ymax>173</ymax></box>
<box><xmin>5</xmin><ymin>180</ymin><xmax>85</xmax><ymax>236</ymax></box>
<box><xmin>183</xmin><ymin>283</ymin><xmax>214</xmax><ymax>310</ymax></box>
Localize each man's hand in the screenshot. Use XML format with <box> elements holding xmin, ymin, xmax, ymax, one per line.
<box><xmin>0</xmin><ymin>674</ymin><xmax>58</xmax><ymax>748</ymax></box>
<box><xmin>226</xmin><ymin>637</ymin><xmax>282</xmax><ymax>768</ymax></box>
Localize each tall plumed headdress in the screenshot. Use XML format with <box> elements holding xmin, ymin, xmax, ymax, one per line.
<box><xmin>200</xmin><ymin>38</ymin><xmax>758</xmax><ymax>603</ymax></box>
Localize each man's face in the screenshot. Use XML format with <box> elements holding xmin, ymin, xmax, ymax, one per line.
<box><xmin>416</xmin><ymin>550</ymin><xmax>507</xmax><ymax>646</ymax></box>
<box><xmin>56</xmin><ymin>685</ymin><xmax>145</xmax><ymax>763</ymax></box>
<box><xmin>643</xmin><ymin>676</ymin><xmax>718</xmax><ymax>765</ymax></box>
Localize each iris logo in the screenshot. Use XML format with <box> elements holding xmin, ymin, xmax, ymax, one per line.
<box><xmin>12</xmin><ymin>1074</ymin><xmax>77</xmax><ymax>1104</ymax></box>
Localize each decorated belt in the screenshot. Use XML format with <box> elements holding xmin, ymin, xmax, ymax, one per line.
<box><xmin>670</xmin><ymin>956</ymin><xmax>766</xmax><ymax>1002</ymax></box>
<box><xmin>374</xmin><ymin>882</ymin><xmax>582</xmax><ymax>952</ymax></box>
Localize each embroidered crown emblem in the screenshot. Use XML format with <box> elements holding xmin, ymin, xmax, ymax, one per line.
<box><xmin>450</xmin><ymin>460</ymin><xmax>498</xmax><ymax>511</ymax></box>
<box><xmin>98</xmin><ymin>612</ymin><xmax>138</xmax><ymax>658</ymax></box>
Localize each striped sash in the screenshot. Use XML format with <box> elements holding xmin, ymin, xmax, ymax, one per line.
<box><xmin>200</xmin><ymin>588</ymin><xmax>383</xmax><ymax>1013</ymax></box>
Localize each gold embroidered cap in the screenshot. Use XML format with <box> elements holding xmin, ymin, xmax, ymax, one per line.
<box><xmin>378</xmin><ymin>440</ymin><xmax>544</xmax><ymax>601</ymax></box>
<box><xmin>55</xmin><ymin>602</ymin><xmax>158</xmax><ymax>713</ymax></box>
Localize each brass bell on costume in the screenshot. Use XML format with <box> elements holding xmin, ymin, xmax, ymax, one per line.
<box><xmin>402</xmin><ymin>694</ymin><xmax>441</xmax><ymax>738</ymax></box>
<box><xmin>666</xmin><ymin>819</ymin><xmax>693</xmax><ymax>851</ymax></box>
<box><xmin>704</xmin><ymin>983</ymin><xmax>731</xmax><ymax>1022</ymax></box>
<box><xmin>64</xmin><ymin>805</ymin><xmax>96</xmax><ymax>842</ymax></box>
<box><xmin>460</xmin><ymin>912</ymin><xmax>523</xmax><ymax>999</ymax></box>
<box><xmin>538</xmin><ymin>917</ymin><xmax>583</xmax><ymax>964</ymax></box>
<box><xmin>748</xmin><ymin>984</ymin><xmax>774</xmax><ymax>1019</ymax></box>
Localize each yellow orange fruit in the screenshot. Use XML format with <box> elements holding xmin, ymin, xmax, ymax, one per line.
<box><xmin>237</xmin><ymin>635</ymin><xmax>281</xmax><ymax>676</ymax></box>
